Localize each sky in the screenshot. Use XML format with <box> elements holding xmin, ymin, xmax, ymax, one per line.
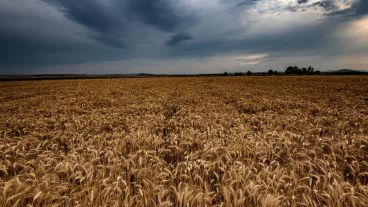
<box><xmin>0</xmin><ymin>0</ymin><xmax>367</xmax><ymax>74</ymax></box>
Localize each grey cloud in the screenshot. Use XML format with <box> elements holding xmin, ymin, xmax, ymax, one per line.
<box><xmin>166</xmin><ymin>33</ymin><xmax>193</xmax><ymax>47</ymax></box>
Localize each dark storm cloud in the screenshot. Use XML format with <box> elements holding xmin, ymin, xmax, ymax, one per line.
<box><xmin>46</xmin><ymin>0</ymin><xmax>127</xmax><ymax>47</ymax></box>
<box><xmin>0</xmin><ymin>34</ymin><xmax>75</xmax><ymax>65</ymax></box>
<box><xmin>46</xmin><ymin>0</ymin><xmax>188</xmax><ymax>47</ymax></box>
<box><xmin>1</xmin><ymin>0</ymin><xmax>368</xmax><ymax>73</ymax></box>
<box><xmin>332</xmin><ymin>0</ymin><xmax>368</xmax><ymax>18</ymax></box>
<box><xmin>125</xmin><ymin>0</ymin><xmax>185</xmax><ymax>32</ymax></box>
<box><xmin>0</xmin><ymin>0</ymin><xmax>133</xmax><ymax>71</ymax></box>
<box><xmin>355</xmin><ymin>0</ymin><xmax>368</xmax><ymax>16</ymax></box>
<box><xmin>0</xmin><ymin>34</ymin><xmax>123</xmax><ymax>67</ymax></box>
<box><xmin>0</xmin><ymin>0</ymin><xmax>190</xmax><ymax>69</ymax></box>
<box><xmin>297</xmin><ymin>0</ymin><xmax>308</xmax><ymax>4</ymax></box>
<box><xmin>166</xmin><ymin>33</ymin><xmax>193</xmax><ymax>47</ymax></box>
<box><xmin>292</xmin><ymin>0</ymin><xmax>339</xmax><ymax>13</ymax></box>
<box><xmin>166</xmin><ymin>22</ymin><xmax>335</xmax><ymax>58</ymax></box>
<box><xmin>313</xmin><ymin>0</ymin><xmax>337</xmax><ymax>11</ymax></box>
<box><xmin>0</xmin><ymin>0</ymin><xmax>95</xmax><ymax>68</ymax></box>
<box><xmin>295</xmin><ymin>0</ymin><xmax>368</xmax><ymax>18</ymax></box>
<box><xmin>232</xmin><ymin>0</ymin><xmax>260</xmax><ymax>7</ymax></box>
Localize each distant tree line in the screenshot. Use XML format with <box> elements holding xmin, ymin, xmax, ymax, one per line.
<box><xmin>223</xmin><ymin>70</ymin><xmax>281</xmax><ymax>76</ymax></box>
<box><xmin>223</xmin><ymin>72</ymin><xmax>246</xmax><ymax>76</ymax></box>
<box><xmin>222</xmin><ymin>66</ymin><xmax>321</xmax><ymax>76</ymax></box>
<box><xmin>223</xmin><ymin>71</ymin><xmax>255</xmax><ymax>76</ymax></box>
<box><xmin>285</xmin><ymin>66</ymin><xmax>320</xmax><ymax>75</ymax></box>
<box><xmin>223</xmin><ymin>71</ymin><xmax>276</xmax><ymax>76</ymax></box>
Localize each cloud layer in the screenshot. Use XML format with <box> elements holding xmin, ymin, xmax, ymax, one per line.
<box><xmin>0</xmin><ymin>0</ymin><xmax>367</xmax><ymax>73</ymax></box>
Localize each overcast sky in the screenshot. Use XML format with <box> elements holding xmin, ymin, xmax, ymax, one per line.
<box><xmin>1</xmin><ymin>0</ymin><xmax>367</xmax><ymax>74</ymax></box>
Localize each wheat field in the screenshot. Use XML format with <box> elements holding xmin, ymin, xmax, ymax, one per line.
<box><xmin>0</xmin><ymin>76</ymin><xmax>367</xmax><ymax>207</ymax></box>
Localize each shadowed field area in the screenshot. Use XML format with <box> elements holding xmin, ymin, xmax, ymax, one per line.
<box><xmin>1</xmin><ymin>76</ymin><xmax>368</xmax><ymax>206</ymax></box>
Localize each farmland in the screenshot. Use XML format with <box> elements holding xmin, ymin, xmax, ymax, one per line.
<box><xmin>1</xmin><ymin>76</ymin><xmax>368</xmax><ymax>206</ymax></box>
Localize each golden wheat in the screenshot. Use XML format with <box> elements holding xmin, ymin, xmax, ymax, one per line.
<box><xmin>0</xmin><ymin>76</ymin><xmax>367</xmax><ymax>206</ymax></box>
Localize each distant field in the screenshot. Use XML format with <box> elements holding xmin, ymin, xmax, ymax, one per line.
<box><xmin>1</xmin><ymin>76</ymin><xmax>368</xmax><ymax>206</ymax></box>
